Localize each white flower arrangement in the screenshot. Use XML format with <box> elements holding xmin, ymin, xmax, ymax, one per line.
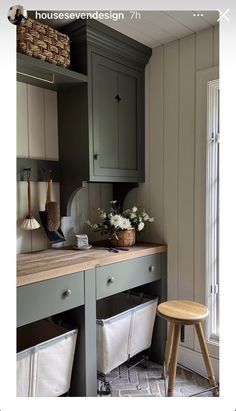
<box><xmin>86</xmin><ymin>200</ymin><xmax>154</xmax><ymax>239</ymax></box>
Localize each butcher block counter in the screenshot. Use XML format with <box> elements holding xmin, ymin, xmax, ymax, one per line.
<box><xmin>17</xmin><ymin>242</ymin><xmax>167</xmax><ymax>397</ymax></box>
<box><xmin>17</xmin><ymin>243</ymin><xmax>167</xmax><ymax>287</ymax></box>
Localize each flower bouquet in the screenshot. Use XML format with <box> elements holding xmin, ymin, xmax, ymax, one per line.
<box><xmin>86</xmin><ymin>201</ymin><xmax>154</xmax><ymax>247</ymax></box>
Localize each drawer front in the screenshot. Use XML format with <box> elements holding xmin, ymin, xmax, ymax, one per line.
<box><xmin>17</xmin><ymin>272</ymin><xmax>84</xmax><ymax>327</ymax></box>
<box><xmin>96</xmin><ymin>254</ymin><xmax>162</xmax><ymax>300</ymax></box>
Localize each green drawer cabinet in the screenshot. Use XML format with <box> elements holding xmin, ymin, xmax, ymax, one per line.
<box><xmin>17</xmin><ymin>249</ymin><xmax>167</xmax><ymax>397</ymax></box>
<box><xmin>17</xmin><ymin>272</ymin><xmax>84</xmax><ymax>327</ymax></box>
<box><xmin>96</xmin><ymin>254</ymin><xmax>162</xmax><ymax>300</ymax></box>
<box><xmin>58</xmin><ymin>19</ymin><xmax>152</xmax><ymax>215</ymax></box>
<box><xmin>17</xmin><ymin>268</ymin><xmax>97</xmax><ymax>397</ymax></box>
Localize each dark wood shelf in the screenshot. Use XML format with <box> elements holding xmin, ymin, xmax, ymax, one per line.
<box><xmin>17</xmin><ymin>53</ymin><xmax>88</xmax><ymax>90</ymax></box>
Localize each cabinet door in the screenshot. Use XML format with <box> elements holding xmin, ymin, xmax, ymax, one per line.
<box><xmin>91</xmin><ymin>53</ymin><xmax>143</xmax><ymax>182</ymax></box>
<box><xmin>118</xmin><ymin>72</ymin><xmax>137</xmax><ymax>171</ymax></box>
<box><xmin>93</xmin><ymin>59</ymin><xmax>119</xmax><ymax>169</ymax></box>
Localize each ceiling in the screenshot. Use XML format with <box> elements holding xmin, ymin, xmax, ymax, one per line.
<box><xmin>29</xmin><ymin>10</ymin><xmax>219</xmax><ymax>48</ymax></box>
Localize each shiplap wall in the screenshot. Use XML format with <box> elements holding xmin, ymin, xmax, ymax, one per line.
<box><xmin>17</xmin><ymin>83</ymin><xmax>112</xmax><ymax>253</ymax></box>
<box><xmin>124</xmin><ymin>25</ymin><xmax>219</xmax><ymax>355</ymax></box>
<box><xmin>17</xmin><ymin>83</ymin><xmax>60</xmax><ymax>253</ymax></box>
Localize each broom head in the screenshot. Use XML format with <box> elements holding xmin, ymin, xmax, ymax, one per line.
<box><xmin>21</xmin><ymin>216</ymin><xmax>40</xmax><ymax>230</ymax></box>
<box><xmin>46</xmin><ymin>201</ymin><xmax>60</xmax><ymax>231</ymax></box>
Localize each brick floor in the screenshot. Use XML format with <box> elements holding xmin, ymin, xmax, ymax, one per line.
<box><xmin>97</xmin><ymin>359</ymin><xmax>218</xmax><ymax>397</ymax></box>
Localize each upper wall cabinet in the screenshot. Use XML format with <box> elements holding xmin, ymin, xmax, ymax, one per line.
<box><xmin>91</xmin><ymin>54</ymin><xmax>142</xmax><ymax>180</ymax></box>
<box><xmin>58</xmin><ymin>19</ymin><xmax>152</xmax><ymax>215</ymax></box>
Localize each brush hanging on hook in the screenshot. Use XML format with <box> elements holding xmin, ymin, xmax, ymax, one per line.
<box><xmin>21</xmin><ymin>168</ymin><xmax>40</xmax><ymax>231</ymax></box>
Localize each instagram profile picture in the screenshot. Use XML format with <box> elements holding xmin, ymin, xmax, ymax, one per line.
<box><xmin>7</xmin><ymin>5</ymin><xmax>27</xmax><ymax>25</ymax></box>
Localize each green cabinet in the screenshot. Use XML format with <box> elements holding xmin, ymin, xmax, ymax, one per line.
<box><xmin>17</xmin><ymin>249</ymin><xmax>167</xmax><ymax>396</ymax></box>
<box><xmin>91</xmin><ymin>54</ymin><xmax>142</xmax><ymax>179</ymax></box>
<box><xmin>96</xmin><ymin>254</ymin><xmax>162</xmax><ymax>300</ymax></box>
<box><xmin>16</xmin><ymin>21</ymin><xmax>152</xmax><ymax>216</ymax></box>
<box><xmin>57</xmin><ymin>19</ymin><xmax>152</xmax><ymax>215</ymax></box>
<box><xmin>17</xmin><ymin>272</ymin><xmax>84</xmax><ymax>327</ymax></box>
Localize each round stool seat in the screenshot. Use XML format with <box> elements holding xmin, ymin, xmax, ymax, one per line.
<box><xmin>156</xmin><ymin>299</ymin><xmax>218</xmax><ymax>397</ymax></box>
<box><xmin>157</xmin><ymin>300</ymin><xmax>209</xmax><ymax>325</ymax></box>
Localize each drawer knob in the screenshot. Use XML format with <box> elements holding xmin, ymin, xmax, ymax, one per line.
<box><xmin>63</xmin><ymin>289</ymin><xmax>72</xmax><ymax>298</ymax></box>
<box><xmin>94</xmin><ymin>154</ymin><xmax>100</xmax><ymax>160</ymax></box>
<box><xmin>107</xmin><ymin>276</ymin><xmax>115</xmax><ymax>285</ymax></box>
<box><xmin>149</xmin><ymin>265</ymin><xmax>155</xmax><ymax>272</ymax></box>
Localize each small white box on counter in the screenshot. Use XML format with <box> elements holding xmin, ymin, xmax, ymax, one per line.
<box><xmin>75</xmin><ymin>234</ymin><xmax>89</xmax><ymax>247</ymax></box>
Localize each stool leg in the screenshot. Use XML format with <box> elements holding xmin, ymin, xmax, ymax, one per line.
<box><xmin>162</xmin><ymin>322</ymin><xmax>174</xmax><ymax>378</ymax></box>
<box><xmin>195</xmin><ymin>322</ymin><xmax>219</xmax><ymax>396</ymax></box>
<box><xmin>167</xmin><ymin>323</ymin><xmax>181</xmax><ymax>397</ymax></box>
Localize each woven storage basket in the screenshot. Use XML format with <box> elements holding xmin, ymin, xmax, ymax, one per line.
<box><xmin>110</xmin><ymin>228</ymin><xmax>136</xmax><ymax>247</ymax></box>
<box><xmin>17</xmin><ymin>18</ymin><xmax>70</xmax><ymax>68</ymax></box>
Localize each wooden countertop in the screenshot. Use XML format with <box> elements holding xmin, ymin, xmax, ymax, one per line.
<box><xmin>17</xmin><ymin>243</ymin><xmax>167</xmax><ymax>287</ymax></box>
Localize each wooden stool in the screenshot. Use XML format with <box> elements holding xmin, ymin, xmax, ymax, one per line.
<box><xmin>157</xmin><ymin>300</ymin><xmax>218</xmax><ymax>397</ymax></box>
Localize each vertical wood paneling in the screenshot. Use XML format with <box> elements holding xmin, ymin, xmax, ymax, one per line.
<box><xmin>178</xmin><ymin>35</ymin><xmax>195</xmax><ymax>299</ymax></box>
<box><xmin>133</xmin><ymin>61</ymin><xmax>151</xmax><ymax>243</ymax></box>
<box><xmin>88</xmin><ymin>183</ymin><xmax>102</xmax><ymax>241</ymax></box>
<box><xmin>61</xmin><ymin>190</ymin><xmax>78</xmax><ymax>247</ymax></box>
<box><xmin>17</xmin><ymin>182</ymin><xmax>31</xmax><ymax>253</ymax></box>
<box><xmin>37</xmin><ymin>182</ymin><xmax>47</xmax><ymax>211</ymax></box>
<box><xmin>69</xmin><ymin>190</ymin><xmax>78</xmax><ymax>243</ymax></box>
<box><xmin>163</xmin><ymin>40</ymin><xmax>179</xmax><ymax>300</ymax></box>
<box><xmin>213</xmin><ymin>24</ymin><xmax>219</xmax><ymax>66</ymax></box>
<box><xmin>139</xmin><ymin>28</ymin><xmax>218</xmax><ymax>354</ymax></box>
<box><xmin>136</xmin><ymin>68</ymin><xmax>150</xmax><ymax>214</ymax></box>
<box><xmin>17</xmin><ymin>82</ymin><xmax>28</xmax><ymax>157</ymax></box>
<box><xmin>142</xmin><ymin>62</ymin><xmax>150</xmax><ymax>242</ymax></box>
<box><xmin>149</xmin><ymin>46</ymin><xmax>164</xmax><ymax>243</ymax></box>
<box><xmin>28</xmin><ymin>85</ymin><xmax>45</xmax><ymax>159</ymax></box>
<box><xmin>17</xmin><ymin>84</ymin><xmax>62</xmax><ymax>252</ymax></box>
<box><xmin>196</xmin><ymin>27</ymin><xmax>214</xmax><ymax>70</ymax></box>
<box><xmin>31</xmin><ymin>182</ymin><xmax>48</xmax><ymax>251</ymax></box>
<box><xmin>178</xmin><ymin>34</ymin><xmax>195</xmax><ymax>348</ymax></box>
<box><xmin>100</xmin><ymin>183</ymin><xmax>113</xmax><ymax>210</ymax></box>
<box><xmin>44</xmin><ymin>89</ymin><xmax>59</xmax><ymax>160</ymax></box>
<box><xmin>51</xmin><ymin>182</ymin><xmax>60</xmax><ymax>203</ymax></box>
<box><xmin>123</xmin><ymin>188</ymin><xmax>137</xmax><ymax>210</ymax></box>
<box><xmin>76</xmin><ymin>186</ymin><xmax>89</xmax><ymax>235</ymax></box>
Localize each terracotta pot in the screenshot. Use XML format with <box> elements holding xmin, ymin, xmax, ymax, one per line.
<box><xmin>110</xmin><ymin>228</ymin><xmax>136</xmax><ymax>247</ymax></box>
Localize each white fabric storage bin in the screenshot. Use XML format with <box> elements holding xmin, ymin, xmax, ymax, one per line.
<box><xmin>17</xmin><ymin>319</ymin><xmax>78</xmax><ymax>397</ymax></box>
<box><xmin>96</xmin><ymin>292</ymin><xmax>158</xmax><ymax>375</ymax></box>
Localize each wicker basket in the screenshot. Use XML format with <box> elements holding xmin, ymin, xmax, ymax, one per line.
<box><xmin>17</xmin><ymin>18</ymin><xmax>70</xmax><ymax>68</ymax></box>
<box><xmin>110</xmin><ymin>228</ymin><xmax>136</xmax><ymax>247</ymax></box>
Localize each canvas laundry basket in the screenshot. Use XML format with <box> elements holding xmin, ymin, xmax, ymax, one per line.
<box><xmin>96</xmin><ymin>292</ymin><xmax>158</xmax><ymax>375</ymax></box>
<box><xmin>17</xmin><ymin>319</ymin><xmax>78</xmax><ymax>397</ymax></box>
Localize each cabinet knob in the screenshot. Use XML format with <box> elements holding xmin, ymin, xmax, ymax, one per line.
<box><xmin>149</xmin><ymin>265</ymin><xmax>155</xmax><ymax>272</ymax></box>
<box><xmin>62</xmin><ymin>289</ymin><xmax>72</xmax><ymax>298</ymax></box>
<box><xmin>107</xmin><ymin>276</ymin><xmax>115</xmax><ymax>285</ymax></box>
<box><xmin>115</xmin><ymin>94</ymin><xmax>121</xmax><ymax>103</ymax></box>
<box><xmin>94</xmin><ymin>154</ymin><xmax>100</xmax><ymax>160</ymax></box>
